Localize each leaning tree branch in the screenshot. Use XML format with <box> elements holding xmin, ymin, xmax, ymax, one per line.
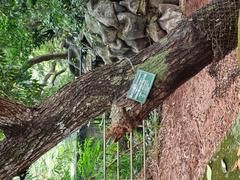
<box><xmin>28</xmin><ymin>52</ymin><xmax>68</xmax><ymax>67</ymax></box>
<box><xmin>0</xmin><ymin>0</ymin><xmax>238</xmax><ymax>178</ymax></box>
<box><xmin>108</xmin><ymin>23</ymin><xmax>213</xmax><ymax>140</ymax></box>
<box><xmin>108</xmin><ymin>0</ymin><xmax>239</xmax><ymax>139</ymax></box>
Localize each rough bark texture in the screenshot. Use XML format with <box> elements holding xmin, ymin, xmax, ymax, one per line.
<box><xmin>0</xmin><ymin>1</ymin><xmax>238</xmax><ymax>178</ymax></box>
<box><xmin>108</xmin><ymin>0</ymin><xmax>240</xmax><ymax>139</ymax></box>
<box><xmin>0</xmin><ymin>98</ymin><xmax>30</xmax><ymax>137</ymax></box>
<box><xmin>148</xmin><ymin>50</ymin><xmax>239</xmax><ymax>180</ymax></box>
<box><xmin>1</xmin><ymin>23</ymin><xmax>210</xmax><ymax>179</ymax></box>
<box><xmin>108</xmin><ymin>24</ymin><xmax>213</xmax><ymax>140</ymax></box>
<box><xmin>181</xmin><ymin>0</ymin><xmax>211</xmax><ymax>16</ymax></box>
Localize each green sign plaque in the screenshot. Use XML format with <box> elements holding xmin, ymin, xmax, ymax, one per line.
<box><xmin>127</xmin><ymin>69</ymin><xmax>156</xmax><ymax>104</ymax></box>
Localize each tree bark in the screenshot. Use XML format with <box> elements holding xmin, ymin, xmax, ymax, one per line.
<box><xmin>0</xmin><ymin>98</ymin><xmax>31</xmax><ymax>137</ymax></box>
<box><xmin>0</xmin><ymin>0</ymin><xmax>239</xmax><ymax>178</ymax></box>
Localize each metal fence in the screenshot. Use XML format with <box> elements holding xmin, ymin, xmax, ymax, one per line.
<box><xmin>102</xmin><ymin>110</ymin><xmax>158</xmax><ymax>180</ymax></box>
<box><xmin>70</xmin><ymin>49</ymin><xmax>158</xmax><ymax>179</ymax></box>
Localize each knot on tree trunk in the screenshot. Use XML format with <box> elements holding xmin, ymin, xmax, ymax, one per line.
<box><xmin>107</xmin><ymin>101</ymin><xmax>138</xmax><ymax>141</ymax></box>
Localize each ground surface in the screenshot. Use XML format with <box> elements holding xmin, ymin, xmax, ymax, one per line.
<box><xmin>148</xmin><ymin>50</ymin><xmax>240</xmax><ymax>179</ymax></box>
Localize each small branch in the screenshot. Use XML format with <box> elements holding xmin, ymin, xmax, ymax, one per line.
<box><xmin>28</xmin><ymin>52</ymin><xmax>68</xmax><ymax>68</ymax></box>
<box><xmin>51</xmin><ymin>68</ymin><xmax>66</xmax><ymax>85</ymax></box>
<box><xmin>42</xmin><ymin>62</ymin><xmax>56</xmax><ymax>86</ymax></box>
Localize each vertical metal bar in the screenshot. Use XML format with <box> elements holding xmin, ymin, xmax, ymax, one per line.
<box><xmin>154</xmin><ymin>109</ymin><xmax>157</xmax><ymax>121</ymax></box>
<box><xmin>72</xmin><ymin>131</ymin><xmax>78</xmax><ymax>179</ymax></box>
<box><xmin>154</xmin><ymin>109</ymin><xmax>158</xmax><ymax>141</ymax></box>
<box><xmin>103</xmin><ymin>113</ymin><xmax>106</xmax><ymax>180</ymax></box>
<box><xmin>143</xmin><ymin>120</ymin><xmax>146</xmax><ymax>180</ymax></box>
<box><xmin>79</xmin><ymin>48</ymin><xmax>82</xmax><ymax>76</ymax></box>
<box><xmin>130</xmin><ymin>131</ymin><xmax>133</xmax><ymax>180</ymax></box>
<box><xmin>90</xmin><ymin>53</ymin><xmax>93</xmax><ymax>71</ymax></box>
<box><xmin>117</xmin><ymin>141</ymin><xmax>120</xmax><ymax>180</ymax></box>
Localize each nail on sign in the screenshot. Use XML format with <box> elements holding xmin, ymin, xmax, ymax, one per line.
<box><xmin>127</xmin><ymin>69</ymin><xmax>156</xmax><ymax>104</ymax></box>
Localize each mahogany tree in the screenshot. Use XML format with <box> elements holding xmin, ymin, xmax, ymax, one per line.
<box><xmin>0</xmin><ymin>0</ymin><xmax>239</xmax><ymax>179</ymax></box>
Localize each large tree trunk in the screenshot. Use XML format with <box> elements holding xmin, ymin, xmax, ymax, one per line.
<box><xmin>0</xmin><ymin>0</ymin><xmax>238</xmax><ymax>178</ymax></box>
<box><xmin>150</xmin><ymin>50</ymin><xmax>240</xmax><ymax>179</ymax></box>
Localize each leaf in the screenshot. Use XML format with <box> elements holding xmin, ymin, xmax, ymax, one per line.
<box><xmin>206</xmin><ymin>165</ymin><xmax>212</xmax><ymax>180</ymax></box>
<box><xmin>237</xmin><ymin>159</ymin><xmax>240</xmax><ymax>169</ymax></box>
<box><xmin>237</xmin><ymin>146</ymin><xmax>240</xmax><ymax>157</ymax></box>
<box><xmin>232</xmin><ymin>159</ymin><xmax>240</xmax><ymax>172</ymax></box>
<box><xmin>221</xmin><ymin>159</ymin><xmax>227</xmax><ymax>173</ymax></box>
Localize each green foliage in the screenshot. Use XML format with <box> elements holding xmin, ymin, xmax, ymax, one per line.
<box><xmin>30</xmin><ymin>41</ymin><xmax>74</xmax><ymax>101</ymax></box>
<box><xmin>104</xmin><ymin>137</ymin><xmax>144</xmax><ymax>179</ymax></box>
<box><xmin>77</xmin><ymin>138</ymin><xmax>102</xmax><ymax>179</ymax></box>
<box><xmin>76</xmin><ymin>136</ymin><xmax>144</xmax><ymax>179</ymax></box>
<box><xmin>0</xmin><ymin>3</ymin><xmax>42</xmax><ymax>105</ymax></box>
<box><xmin>24</xmin><ymin>129</ymin><xmax>147</xmax><ymax>180</ymax></box>
<box><xmin>0</xmin><ymin>129</ymin><xmax>5</xmax><ymax>142</ymax></box>
<box><xmin>26</xmin><ymin>134</ymin><xmax>77</xmax><ymax>180</ymax></box>
<box><xmin>206</xmin><ymin>165</ymin><xmax>212</xmax><ymax>180</ymax></box>
<box><xmin>24</xmin><ymin>0</ymin><xmax>88</xmax><ymax>45</ymax></box>
<box><xmin>24</xmin><ymin>111</ymin><xmax>158</xmax><ymax>179</ymax></box>
<box><xmin>1</xmin><ymin>1</ymin><xmax>159</xmax><ymax>179</ymax></box>
<box><xmin>0</xmin><ymin>0</ymin><xmax>87</xmax><ymax>105</ymax></box>
<box><xmin>202</xmin><ymin>113</ymin><xmax>240</xmax><ymax>179</ymax></box>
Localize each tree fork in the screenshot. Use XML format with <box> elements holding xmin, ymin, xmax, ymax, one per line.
<box><xmin>0</xmin><ymin>0</ymin><xmax>239</xmax><ymax>178</ymax></box>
